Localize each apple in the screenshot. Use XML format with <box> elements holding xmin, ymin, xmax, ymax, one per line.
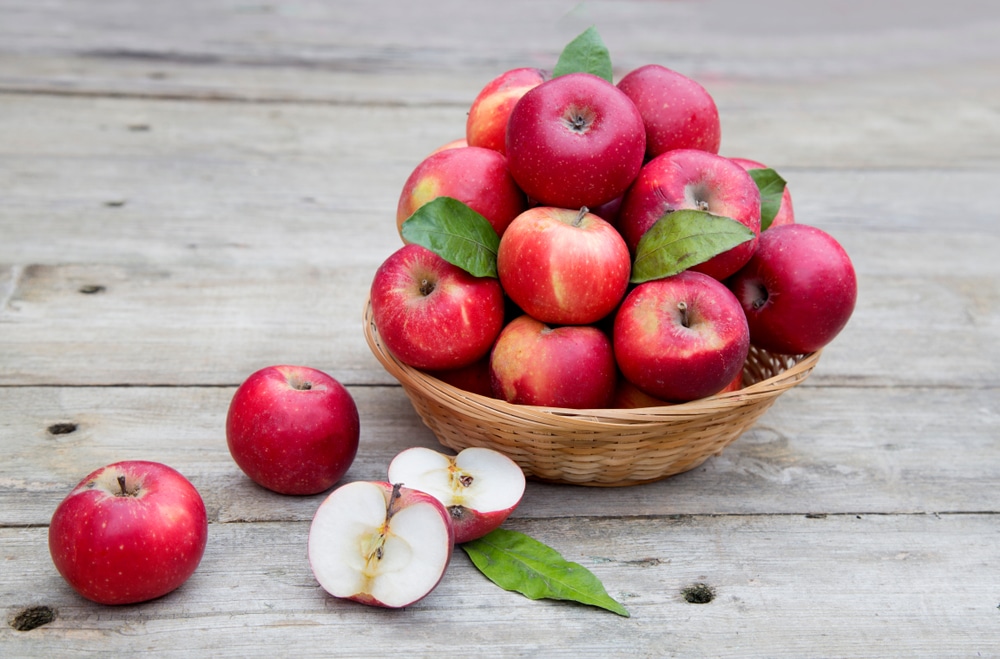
<box><xmin>48</xmin><ymin>460</ymin><xmax>208</xmax><ymax>605</ymax></box>
<box><xmin>490</xmin><ymin>314</ymin><xmax>617</xmax><ymax>408</ymax></box>
<box><xmin>428</xmin><ymin>137</ymin><xmax>468</xmax><ymax>154</ymax></box>
<box><xmin>730</xmin><ymin>156</ymin><xmax>795</xmax><ymax>228</ymax></box>
<box><xmin>727</xmin><ymin>223</ymin><xmax>857</xmax><ymax>354</ymax></box>
<box><xmin>432</xmin><ymin>355</ymin><xmax>495</xmax><ymax>398</ymax></box>
<box><xmin>613</xmin><ymin>270</ymin><xmax>750</xmax><ymax>402</ymax></box>
<box><xmin>466</xmin><ymin>67</ymin><xmax>548</xmax><ymax>155</ymax></box>
<box><xmin>396</xmin><ymin>145</ymin><xmax>527</xmax><ymax>239</ymax></box>
<box><xmin>370</xmin><ymin>243</ymin><xmax>506</xmax><ymax>371</ymax></box>
<box><xmin>226</xmin><ymin>365</ymin><xmax>360</xmax><ymax>496</ymax></box>
<box><xmin>387</xmin><ymin>446</ymin><xmax>525</xmax><ymax>543</ymax></box>
<box><xmin>505</xmin><ymin>72</ymin><xmax>646</xmax><ymax>209</ymax></box>
<box><xmin>617</xmin><ymin>148</ymin><xmax>761</xmax><ymax>280</ymax></box>
<box><xmin>308</xmin><ymin>481</ymin><xmax>454</xmax><ymax>608</ymax></box>
<box><xmin>497</xmin><ymin>206</ymin><xmax>631</xmax><ymax>325</ymax></box>
<box><xmin>616</xmin><ymin>64</ymin><xmax>722</xmax><ymax>159</ymax></box>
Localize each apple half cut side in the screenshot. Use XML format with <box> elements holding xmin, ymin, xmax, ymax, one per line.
<box><xmin>308</xmin><ymin>481</ymin><xmax>455</xmax><ymax>608</ymax></box>
<box><xmin>387</xmin><ymin>447</ymin><xmax>526</xmax><ymax>544</ymax></box>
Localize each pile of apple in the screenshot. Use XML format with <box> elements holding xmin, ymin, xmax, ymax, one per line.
<box><xmin>372</xmin><ymin>35</ymin><xmax>858</xmax><ymax>409</ymax></box>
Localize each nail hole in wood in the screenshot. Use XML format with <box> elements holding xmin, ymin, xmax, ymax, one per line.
<box><xmin>47</xmin><ymin>423</ymin><xmax>77</xmax><ymax>435</ymax></box>
<box><xmin>10</xmin><ymin>606</ymin><xmax>56</xmax><ymax>631</ymax></box>
<box><xmin>682</xmin><ymin>583</ymin><xmax>715</xmax><ymax>604</ymax></box>
<box><xmin>78</xmin><ymin>285</ymin><xmax>106</xmax><ymax>295</ymax></box>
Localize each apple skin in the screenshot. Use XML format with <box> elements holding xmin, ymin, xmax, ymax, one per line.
<box><xmin>48</xmin><ymin>461</ymin><xmax>208</xmax><ymax>605</ymax></box>
<box><xmin>617</xmin><ymin>148</ymin><xmax>761</xmax><ymax>280</ymax></box>
<box><xmin>370</xmin><ymin>243</ymin><xmax>506</xmax><ymax>371</ymax></box>
<box><xmin>613</xmin><ymin>270</ymin><xmax>750</xmax><ymax>402</ymax></box>
<box><xmin>490</xmin><ymin>314</ymin><xmax>617</xmax><ymax>409</ymax></box>
<box><xmin>727</xmin><ymin>223</ymin><xmax>857</xmax><ymax>355</ymax></box>
<box><xmin>729</xmin><ymin>156</ymin><xmax>795</xmax><ymax>228</ymax></box>
<box><xmin>432</xmin><ymin>355</ymin><xmax>495</xmax><ymax>398</ymax></box>
<box><xmin>505</xmin><ymin>72</ymin><xmax>646</xmax><ymax>210</ymax></box>
<box><xmin>226</xmin><ymin>365</ymin><xmax>360</xmax><ymax>496</ymax></box>
<box><xmin>466</xmin><ymin>67</ymin><xmax>548</xmax><ymax>155</ymax></box>
<box><xmin>428</xmin><ymin>138</ymin><xmax>468</xmax><ymax>154</ymax></box>
<box><xmin>616</xmin><ymin>64</ymin><xmax>722</xmax><ymax>159</ymax></box>
<box><xmin>396</xmin><ymin>145</ymin><xmax>527</xmax><ymax>239</ymax></box>
<box><xmin>497</xmin><ymin>206</ymin><xmax>631</xmax><ymax>326</ymax></box>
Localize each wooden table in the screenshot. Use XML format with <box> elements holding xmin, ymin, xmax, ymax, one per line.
<box><xmin>3</xmin><ymin>1</ymin><xmax>998</xmax><ymax>656</ymax></box>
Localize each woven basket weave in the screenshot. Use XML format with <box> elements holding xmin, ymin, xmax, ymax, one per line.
<box><xmin>364</xmin><ymin>299</ymin><xmax>820</xmax><ymax>487</ymax></box>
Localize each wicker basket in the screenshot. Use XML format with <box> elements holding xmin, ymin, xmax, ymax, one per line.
<box><xmin>363</xmin><ymin>298</ymin><xmax>820</xmax><ymax>487</ymax></box>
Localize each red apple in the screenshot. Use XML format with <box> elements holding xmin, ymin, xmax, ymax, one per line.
<box><xmin>226</xmin><ymin>365</ymin><xmax>360</xmax><ymax>496</ymax></box>
<box><xmin>617</xmin><ymin>148</ymin><xmax>761</xmax><ymax>280</ymax></box>
<box><xmin>48</xmin><ymin>461</ymin><xmax>208</xmax><ymax>605</ymax></box>
<box><xmin>497</xmin><ymin>206</ymin><xmax>631</xmax><ymax>326</ymax></box>
<box><xmin>387</xmin><ymin>446</ymin><xmax>526</xmax><ymax>543</ymax></box>
<box><xmin>432</xmin><ymin>355</ymin><xmax>495</xmax><ymax>398</ymax></box>
<box><xmin>308</xmin><ymin>481</ymin><xmax>454</xmax><ymax>608</ymax></box>
<box><xmin>428</xmin><ymin>138</ymin><xmax>468</xmax><ymax>154</ymax></box>
<box><xmin>466</xmin><ymin>67</ymin><xmax>548</xmax><ymax>155</ymax></box>
<box><xmin>370</xmin><ymin>243</ymin><xmax>506</xmax><ymax>371</ymax></box>
<box><xmin>616</xmin><ymin>64</ymin><xmax>722</xmax><ymax>159</ymax></box>
<box><xmin>613</xmin><ymin>270</ymin><xmax>750</xmax><ymax>402</ymax></box>
<box><xmin>612</xmin><ymin>378</ymin><xmax>672</xmax><ymax>409</ymax></box>
<box><xmin>727</xmin><ymin>223</ymin><xmax>857</xmax><ymax>354</ymax></box>
<box><xmin>505</xmin><ymin>72</ymin><xmax>646</xmax><ymax>209</ymax></box>
<box><xmin>490</xmin><ymin>314</ymin><xmax>617</xmax><ymax>408</ymax></box>
<box><xmin>396</xmin><ymin>146</ymin><xmax>527</xmax><ymax>239</ymax></box>
<box><xmin>729</xmin><ymin>156</ymin><xmax>795</xmax><ymax>228</ymax></box>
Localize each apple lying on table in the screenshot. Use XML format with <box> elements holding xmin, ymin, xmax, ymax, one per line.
<box><xmin>727</xmin><ymin>223</ymin><xmax>857</xmax><ymax>355</ymax></box>
<box><xmin>387</xmin><ymin>446</ymin><xmax>526</xmax><ymax>543</ymax></box>
<box><xmin>48</xmin><ymin>460</ymin><xmax>208</xmax><ymax>605</ymax></box>
<box><xmin>308</xmin><ymin>481</ymin><xmax>455</xmax><ymax>608</ymax></box>
<box><xmin>226</xmin><ymin>365</ymin><xmax>360</xmax><ymax>496</ymax></box>
<box><xmin>466</xmin><ymin>67</ymin><xmax>548</xmax><ymax>155</ymax></box>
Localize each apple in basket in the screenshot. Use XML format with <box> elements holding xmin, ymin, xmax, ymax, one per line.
<box><xmin>729</xmin><ymin>156</ymin><xmax>795</xmax><ymax>229</ymax></box>
<box><xmin>614</xmin><ymin>270</ymin><xmax>750</xmax><ymax>402</ymax></box>
<box><xmin>388</xmin><ymin>446</ymin><xmax>526</xmax><ymax>543</ymax></box>
<box><xmin>466</xmin><ymin>66</ymin><xmax>548</xmax><ymax>155</ymax></box>
<box><xmin>727</xmin><ymin>223</ymin><xmax>858</xmax><ymax>355</ymax></box>
<box><xmin>308</xmin><ymin>481</ymin><xmax>454</xmax><ymax>608</ymax></box>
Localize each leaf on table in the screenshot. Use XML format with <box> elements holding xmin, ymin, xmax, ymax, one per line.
<box><xmin>400</xmin><ymin>196</ymin><xmax>501</xmax><ymax>278</ymax></box>
<box><xmin>461</xmin><ymin>528</ymin><xmax>631</xmax><ymax>617</ymax></box>
<box><xmin>631</xmin><ymin>209</ymin><xmax>755</xmax><ymax>284</ymax></box>
<box><xmin>552</xmin><ymin>26</ymin><xmax>613</xmax><ymax>83</ymax></box>
<box><xmin>747</xmin><ymin>167</ymin><xmax>787</xmax><ymax>231</ymax></box>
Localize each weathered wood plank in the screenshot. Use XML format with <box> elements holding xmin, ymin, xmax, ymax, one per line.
<box><xmin>3</xmin><ymin>514</ymin><xmax>997</xmax><ymax>658</ymax></box>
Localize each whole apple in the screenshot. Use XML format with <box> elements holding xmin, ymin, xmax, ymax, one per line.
<box><xmin>616</xmin><ymin>64</ymin><xmax>722</xmax><ymax>159</ymax></box>
<box><xmin>505</xmin><ymin>72</ymin><xmax>646</xmax><ymax>210</ymax></box>
<box><xmin>497</xmin><ymin>206</ymin><xmax>631</xmax><ymax>326</ymax></box>
<box><xmin>370</xmin><ymin>243</ymin><xmax>506</xmax><ymax>371</ymax></box>
<box><xmin>617</xmin><ymin>148</ymin><xmax>761</xmax><ymax>280</ymax></box>
<box><xmin>466</xmin><ymin>67</ymin><xmax>548</xmax><ymax>155</ymax></box>
<box><xmin>396</xmin><ymin>145</ymin><xmax>527</xmax><ymax>239</ymax></box>
<box><xmin>48</xmin><ymin>460</ymin><xmax>208</xmax><ymax>605</ymax></box>
<box><xmin>613</xmin><ymin>270</ymin><xmax>750</xmax><ymax>402</ymax></box>
<box><xmin>226</xmin><ymin>365</ymin><xmax>360</xmax><ymax>496</ymax></box>
<box><xmin>490</xmin><ymin>314</ymin><xmax>617</xmax><ymax>408</ymax></box>
<box><xmin>727</xmin><ymin>223</ymin><xmax>857</xmax><ymax>355</ymax></box>
<box><xmin>729</xmin><ymin>156</ymin><xmax>795</xmax><ymax>228</ymax></box>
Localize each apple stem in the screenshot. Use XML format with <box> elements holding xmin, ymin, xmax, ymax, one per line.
<box><xmin>117</xmin><ymin>475</ymin><xmax>127</xmax><ymax>496</ymax></box>
<box><xmin>386</xmin><ymin>482</ymin><xmax>404</xmax><ymax>520</ymax></box>
<box><xmin>573</xmin><ymin>207</ymin><xmax>589</xmax><ymax>227</ymax></box>
<box><xmin>677</xmin><ymin>301</ymin><xmax>690</xmax><ymax>328</ymax></box>
<box><xmin>419</xmin><ymin>277</ymin><xmax>435</xmax><ymax>297</ymax></box>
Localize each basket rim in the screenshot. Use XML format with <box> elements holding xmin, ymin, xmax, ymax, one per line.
<box><xmin>362</xmin><ymin>296</ymin><xmax>821</xmax><ymax>426</ymax></box>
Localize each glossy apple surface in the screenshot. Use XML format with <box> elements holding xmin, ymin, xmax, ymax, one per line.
<box><xmin>466</xmin><ymin>67</ymin><xmax>547</xmax><ymax>154</ymax></box>
<box><xmin>48</xmin><ymin>460</ymin><xmax>208</xmax><ymax>605</ymax></box>
<box><xmin>729</xmin><ymin>156</ymin><xmax>795</xmax><ymax>228</ymax></box>
<box><xmin>226</xmin><ymin>365</ymin><xmax>360</xmax><ymax>495</ymax></box>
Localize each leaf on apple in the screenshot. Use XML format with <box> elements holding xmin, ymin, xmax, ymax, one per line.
<box><xmin>747</xmin><ymin>167</ymin><xmax>787</xmax><ymax>231</ymax></box>
<box><xmin>552</xmin><ymin>26</ymin><xmax>613</xmax><ymax>83</ymax></box>
<box><xmin>462</xmin><ymin>528</ymin><xmax>631</xmax><ymax>617</ymax></box>
<box><xmin>630</xmin><ymin>210</ymin><xmax>755</xmax><ymax>284</ymax></box>
<box><xmin>400</xmin><ymin>196</ymin><xmax>501</xmax><ymax>278</ymax></box>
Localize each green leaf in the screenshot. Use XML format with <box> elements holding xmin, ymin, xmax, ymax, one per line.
<box><xmin>461</xmin><ymin>528</ymin><xmax>630</xmax><ymax>617</ymax></box>
<box><xmin>631</xmin><ymin>210</ymin><xmax>755</xmax><ymax>284</ymax></box>
<box><xmin>747</xmin><ymin>167</ymin><xmax>787</xmax><ymax>231</ymax></box>
<box><xmin>400</xmin><ymin>196</ymin><xmax>501</xmax><ymax>278</ymax></box>
<box><xmin>552</xmin><ymin>26</ymin><xmax>613</xmax><ymax>83</ymax></box>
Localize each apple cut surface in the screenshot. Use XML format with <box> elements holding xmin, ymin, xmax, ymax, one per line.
<box><xmin>308</xmin><ymin>481</ymin><xmax>454</xmax><ymax>609</ymax></box>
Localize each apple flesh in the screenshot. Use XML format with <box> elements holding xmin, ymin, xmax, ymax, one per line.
<box><xmin>490</xmin><ymin>314</ymin><xmax>617</xmax><ymax>408</ymax></box>
<box><xmin>387</xmin><ymin>446</ymin><xmax>526</xmax><ymax>544</ymax></box>
<box><xmin>226</xmin><ymin>365</ymin><xmax>360</xmax><ymax>496</ymax></box>
<box><xmin>505</xmin><ymin>72</ymin><xmax>646</xmax><ymax>209</ymax></box>
<box><xmin>308</xmin><ymin>481</ymin><xmax>454</xmax><ymax>608</ymax></box>
<box><xmin>616</xmin><ymin>63</ymin><xmax>722</xmax><ymax>159</ymax></box>
<box><xmin>613</xmin><ymin>270</ymin><xmax>750</xmax><ymax>402</ymax></box>
<box><xmin>727</xmin><ymin>223</ymin><xmax>857</xmax><ymax>355</ymax></box>
<box><xmin>497</xmin><ymin>206</ymin><xmax>631</xmax><ymax>326</ymax></box>
<box><xmin>729</xmin><ymin>156</ymin><xmax>795</xmax><ymax>228</ymax></box>
<box><xmin>466</xmin><ymin>67</ymin><xmax>547</xmax><ymax>155</ymax></box>
<box><xmin>48</xmin><ymin>461</ymin><xmax>208</xmax><ymax>605</ymax></box>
